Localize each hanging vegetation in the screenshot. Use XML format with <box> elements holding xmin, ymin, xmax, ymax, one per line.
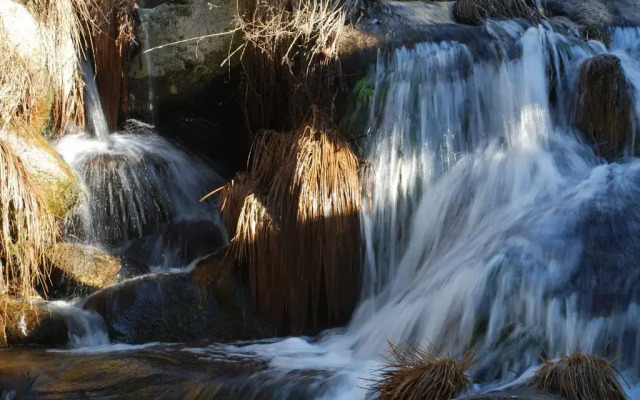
<box><xmin>575</xmin><ymin>54</ymin><xmax>635</xmax><ymax>159</ymax></box>
<box><xmin>1</xmin><ymin>0</ymin><xmax>95</xmax><ymax>133</ymax></box>
<box><xmin>453</xmin><ymin>0</ymin><xmax>542</xmax><ymax>26</ymax></box>
<box><xmin>84</xmin><ymin>0</ymin><xmax>136</xmax><ymax>132</ymax></box>
<box><xmin>367</xmin><ymin>342</ymin><xmax>472</xmax><ymax>400</ymax></box>
<box><xmin>236</xmin><ymin>0</ymin><xmax>360</xmax><ymax>131</ymax></box>
<box><xmin>0</xmin><ymin>139</ymin><xmax>56</xmax><ymax>298</ymax></box>
<box><xmin>531</xmin><ymin>353</ymin><xmax>627</xmax><ymax>400</ymax></box>
<box><xmin>220</xmin><ymin>118</ymin><xmax>362</xmax><ymax>335</ymax></box>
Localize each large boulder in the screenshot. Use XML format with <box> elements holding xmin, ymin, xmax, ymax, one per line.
<box><xmin>121</xmin><ymin>220</ymin><xmax>227</xmax><ymax>273</ymax></box>
<box><xmin>0</xmin><ymin>0</ymin><xmax>81</xmax><ymax>219</ymax></box>
<box><xmin>128</xmin><ymin>0</ymin><xmax>239</xmax><ymax>118</ymax></box>
<box><xmin>543</xmin><ymin>0</ymin><xmax>640</xmax><ymax>27</ymax></box>
<box><xmin>43</xmin><ymin>243</ymin><xmax>122</xmax><ymax>299</ymax></box>
<box><xmin>575</xmin><ymin>54</ymin><xmax>636</xmax><ymax>159</ymax></box>
<box><xmin>83</xmin><ymin>253</ymin><xmax>268</xmax><ymax>343</ymax></box>
<box><xmin>2</xmin><ymin>131</ymin><xmax>80</xmax><ymax>220</ymax></box>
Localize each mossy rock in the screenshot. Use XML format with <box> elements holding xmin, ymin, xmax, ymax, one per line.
<box><xmin>1</xmin><ymin>297</ymin><xmax>69</xmax><ymax>347</ymax></box>
<box><xmin>2</xmin><ymin>125</ymin><xmax>81</xmax><ymax>220</ymax></box>
<box><xmin>43</xmin><ymin>243</ymin><xmax>122</xmax><ymax>299</ymax></box>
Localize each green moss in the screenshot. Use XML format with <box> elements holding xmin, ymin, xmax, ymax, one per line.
<box><xmin>6</xmin><ymin>123</ymin><xmax>82</xmax><ymax>220</ymax></box>
<box><xmin>354</xmin><ymin>76</ymin><xmax>374</xmax><ymax>105</ymax></box>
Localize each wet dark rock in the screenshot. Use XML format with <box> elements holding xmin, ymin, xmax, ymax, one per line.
<box><xmin>121</xmin><ymin>220</ymin><xmax>227</xmax><ymax>274</ymax></box>
<box><xmin>543</xmin><ymin>0</ymin><xmax>640</xmax><ymax>27</ymax></box>
<box><xmin>83</xmin><ymin>254</ymin><xmax>268</xmax><ymax>343</ymax></box>
<box><xmin>462</xmin><ymin>387</ymin><xmax>565</xmax><ymax>399</ymax></box>
<box><xmin>575</xmin><ymin>54</ymin><xmax>637</xmax><ymax>159</ymax></box>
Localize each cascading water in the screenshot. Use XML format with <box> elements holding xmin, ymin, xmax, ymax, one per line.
<box><xmin>57</xmin><ymin>71</ymin><xmax>226</xmax><ymax>270</ymax></box>
<box><xmin>169</xmin><ymin>23</ymin><xmax>640</xmax><ymax>399</ymax></box>
<box><xmin>11</xmin><ymin>19</ymin><xmax>640</xmax><ymax>400</ymax></box>
<box><xmin>137</xmin><ymin>8</ymin><xmax>157</xmax><ymax>125</ymax></box>
<box><xmin>81</xmin><ymin>63</ymin><xmax>110</xmax><ymax>141</ymax></box>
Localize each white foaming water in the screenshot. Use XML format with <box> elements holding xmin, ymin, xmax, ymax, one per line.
<box><xmin>81</xmin><ymin>63</ymin><xmax>110</xmax><ymax>141</ymax></box>
<box><xmin>45</xmin><ymin>301</ymin><xmax>109</xmax><ymax>348</ymax></box>
<box><xmin>56</xmin><ymin>120</ymin><xmax>226</xmax><ymax>269</ymax></box>
<box><xmin>138</xmin><ymin>8</ymin><xmax>157</xmax><ymax>125</ymax></box>
<box><xmin>181</xmin><ymin>25</ymin><xmax>640</xmax><ymax>399</ymax></box>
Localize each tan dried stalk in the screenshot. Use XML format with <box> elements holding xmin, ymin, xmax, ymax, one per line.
<box><xmin>532</xmin><ymin>353</ymin><xmax>627</xmax><ymax>400</ymax></box>
<box><xmin>368</xmin><ymin>342</ymin><xmax>472</xmax><ymax>400</ymax></box>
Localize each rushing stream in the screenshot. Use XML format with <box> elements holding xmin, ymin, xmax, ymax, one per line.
<box><xmin>3</xmin><ymin>21</ymin><xmax>640</xmax><ymax>400</ymax></box>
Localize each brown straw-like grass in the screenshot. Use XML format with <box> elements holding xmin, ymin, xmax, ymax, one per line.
<box><xmin>220</xmin><ymin>118</ymin><xmax>362</xmax><ymax>334</ymax></box>
<box><xmin>0</xmin><ymin>139</ymin><xmax>57</xmax><ymax>298</ymax></box>
<box><xmin>1</xmin><ymin>0</ymin><xmax>96</xmax><ymax>134</ymax></box>
<box><xmin>237</xmin><ymin>0</ymin><xmax>356</xmax><ymax>131</ymax></box>
<box><xmin>84</xmin><ymin>0</ymin><xmax>136</xmax><ymax>131</ymax></box>
<box><xmin>575</xmin><ymin>54</ymin><xmax>635</xmax><ymax>158</ymax></box>
<box><xmin>368</xmin><ymin>342</ymin><xmax>472</xmax><ymax>400</ymax></box>
<box><xmin>531</xmin><ymin>353</ymin><xmax>627</xmax><ymax>400</ymax></box>
<box><xmin>453</xmin><ymin>0</ymin><xmax>542</xmax><ymax>26</ymax></box>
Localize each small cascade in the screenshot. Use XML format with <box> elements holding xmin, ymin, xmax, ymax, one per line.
<box><xmin>57</xmin><ymin>120</ymin><xmax>226</xmax><ymax>269</ymax></box>
<box><xmin>81</xmin><ymin>63</ymin><xmax>110</xmax><ymax>141</ymax></box>
<box><xmin>59</xmin><ymin>58</ymin><xmax>226</xmax><ymax>271</ymax></box>
<box><xmin>137</xmin><ymin>8</ymin><xmax>157</xmax><ymax>125</ymax></box>
<box><xmin>45</xmin><ymin>301</ymin><xmax>109</xmax><ymax>348</ymax></box>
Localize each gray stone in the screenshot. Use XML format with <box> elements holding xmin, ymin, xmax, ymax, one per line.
<box><xmin>543</xmin><ymin>0</ymin><xmax>640</xmax><ymax>27</ymax></box>
<box><xmin>128</xmin><ymin>0</ymin><xmax>239</xmax><ymax>117</ymax></box>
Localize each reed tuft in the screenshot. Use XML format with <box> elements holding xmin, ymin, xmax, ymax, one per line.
<box><xmin>0</xmin><ymin>139</ymin><xmax>57</xmax><ymax>298</ymax></box>
<box><xmin>220</xmin><ymin>118</ymin><xmax>362</xmax><ymax>334</ymax></box>
<box><xmin>84</xmin><ymin>0</ymin><xmax>136</xmax><ymax>131</ymax></box>
<box><xmin>531</xmin><ymin>353</ymin><xmax>627</xmax><ymax>400</ymax></box>
<box><xmin>368</xmin><ymin>342</ymin><xmax>472</xmax><ymax>400</ymax></box>
<box><xmin>453</xmin><ymin>0</ymin><xmax>542</xmax><ymax>26</ymax></box>
<box><xmin>236</xmin><ymin>0</ymin><xmax>358</xmax><ymax>131</ymax></box>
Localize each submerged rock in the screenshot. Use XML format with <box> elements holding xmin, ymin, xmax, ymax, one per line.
<box><xmin>83</xmin><ymin>253</ymin><xmax>267</xmax><ymax>343</ymax></box>
<box><xmin>43</xmin><ymin>243</ymin><xmax>122</xmax><ymax>299</ymax></box>
<box><xmin>575</xmin><ymin>54</ymin><xmax>636</xmax><ymax>158</ymax></box>
<box><xmin>121</xmin><ymin>220</ymin><xmax>227</xmax><ymax>273</ymax></box>
<box><xmin>462</xmin><ymin>387</ymin><xmax>565</xmax><ymax>399</ymax></box>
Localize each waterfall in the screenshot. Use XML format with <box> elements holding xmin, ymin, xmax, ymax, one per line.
<box><xmin>60</xmin><ymin>59</ymin><xmax>226</xmax><ymax>269</ymax></box>
<box><xmin>196</xmin><ymin>24</ymin><xmax>640</xmax><ymax>398</ymax></box>
<box><xmin>57</xmin><ymin>121</ymin><xmax>226</xmax><ymax>270</ymax></box>
<box><xmin>354</xmin><ymin>24</ymin><xmax>640</xmax><ymax>380</ymax></box>
<box><xmin>81</xmin><ymin>63</ymin><xmax>110</xmax><ymax>141</ymax></box>
<box><xmin>138</xmin><ymin>8</ymin><xmax>157</xmax><ymax>125</ymax></box>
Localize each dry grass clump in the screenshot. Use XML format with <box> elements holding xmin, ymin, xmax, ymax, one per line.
<box><xmin>237</xmin><ymin>0</ymin><xmax>358</xmax><ymax>131</ymax></box>
<box><xmin>575</xmin><ymin>54</ymin><xmax>635</xmax><ymax>159</ymax></box>
<box><xmin>0</xmin><ymin>139</ymin><xmax>56</xmax><ymax>298</ymax></box>
<box><xmin>368</xmin><ymin>342</ymin><xmax>472</xmax><ymax>400</ymax></box>
<box><xmin>531</xmin><ymin>353</ymin><xmax>627</xmax><ymax>400</ymax></box>
<box><xmin>84</xmin><ymin>0</ymin><xmax>136</xmax><ymax>131</ymax></box>
<box><xmin>453</xmin><ymin>0</ymin><xmax>542</xmax><ymax>26</ymax></box>
<box><xmin>9</xmin><ymin>0</ymin><xmax>94</xmax><ymax>133</ymax></box>
<box><xmin>219</xmin><ymin>119</ymin><xmax>362</xmax><ymax>334</ymax></box>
